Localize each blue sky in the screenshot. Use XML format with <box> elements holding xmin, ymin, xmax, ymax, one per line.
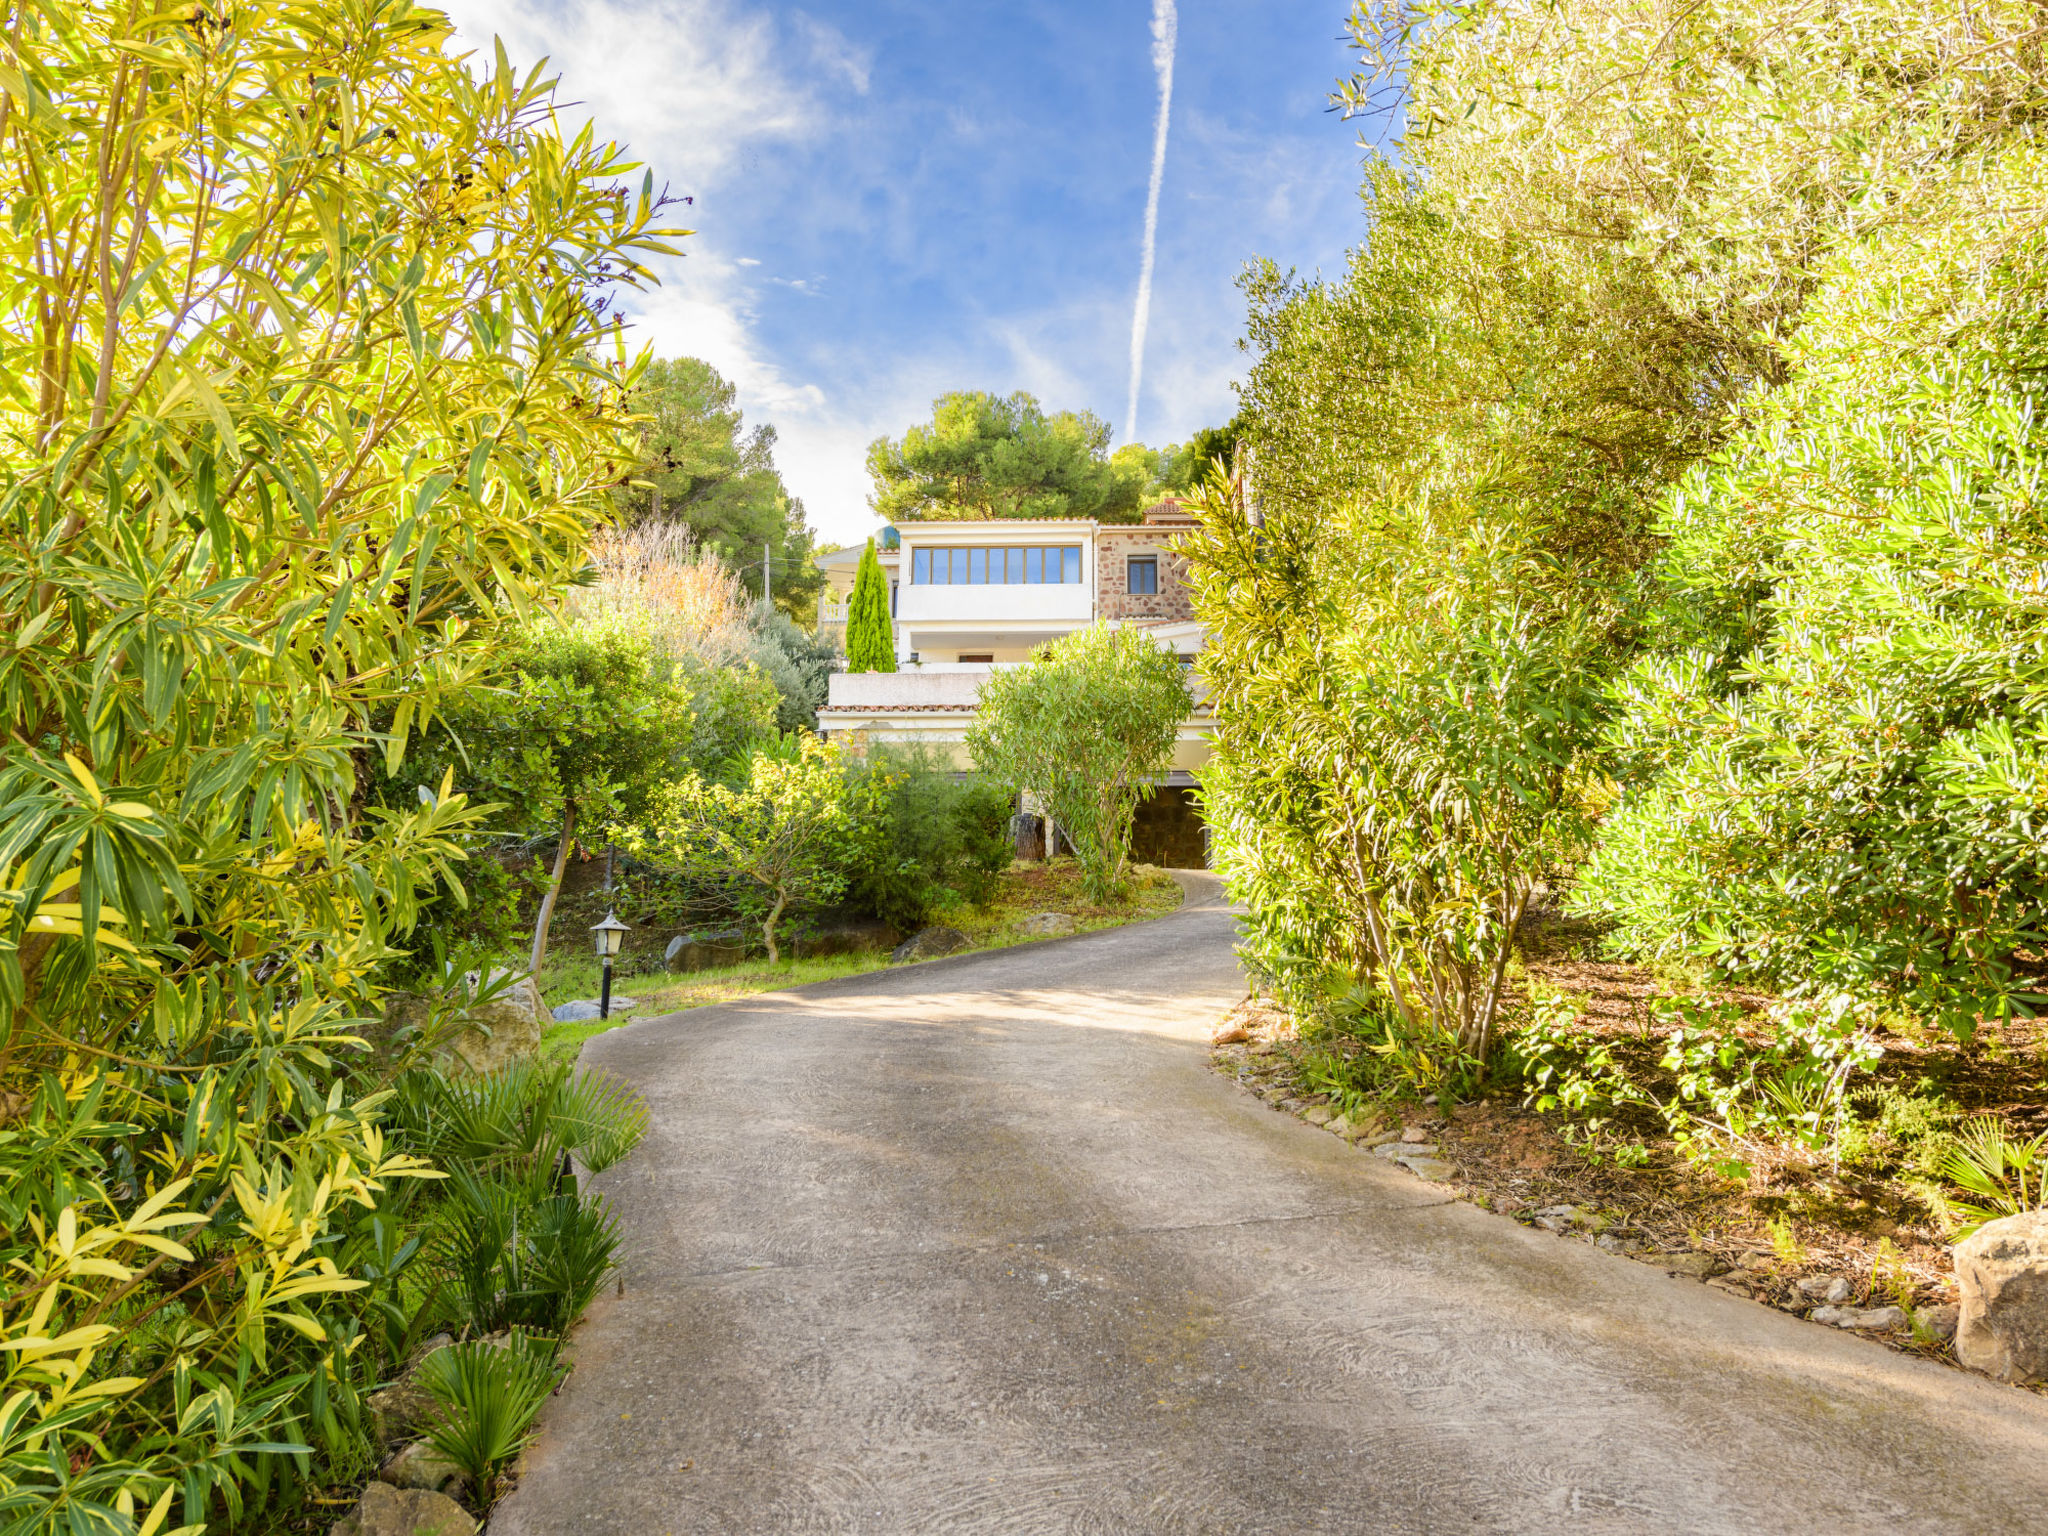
<box><xmin>438</xmin><ymin>1</ymin><xmax>1379</xmax><ymax>545</ymax></box>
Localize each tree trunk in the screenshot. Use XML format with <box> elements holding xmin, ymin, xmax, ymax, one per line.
<box><xmin>761</xmin><ymin>885</ymin><xmax>787</xmax><ymax>966</ymax></box>
<box><xmin>529</xmin><ymin>801</ymin><xmax>576</xmax><ymax>977</ymax></box>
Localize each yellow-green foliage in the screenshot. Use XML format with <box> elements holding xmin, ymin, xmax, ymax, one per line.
<box><xmin>0</xmin><ymin>3</ymin><xmax>681</xmax><ymax>1527</ymax></box>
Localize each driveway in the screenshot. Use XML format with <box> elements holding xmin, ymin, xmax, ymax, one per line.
<box><xmin>490</xmin><ymin>873</ymin><xmax>2048</xmax><ymax>1534</ymax></box>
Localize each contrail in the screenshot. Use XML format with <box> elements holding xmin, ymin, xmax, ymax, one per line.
<box><xmin>1125</xmin><ymin>0</ymin><xmax>1176</xmax><ymax>446</ymax></box>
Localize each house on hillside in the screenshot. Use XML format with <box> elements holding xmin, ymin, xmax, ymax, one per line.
<box><xmin>814</xmin><ymin>500</ymin><xmax>1213</xmax><ymax>867</ymax></box>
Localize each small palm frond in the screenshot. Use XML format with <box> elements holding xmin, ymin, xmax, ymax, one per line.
<box><xmin>1941</xmin><ymin>1116</ymin><xmax>2048</xmax><ymax>1239</ymax></box>
<box><xmin>418</xmin><ymin>1332</ymin><xmax>563</xmax><ymax>1498</ymax></box>
<box><xmin>544</xmin><ymin>1068</ymin><xmax>649</xmax><ymax>1173</ymax></box>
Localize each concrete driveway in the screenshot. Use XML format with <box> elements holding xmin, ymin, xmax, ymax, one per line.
<box><xmin>489</xmin><ymin>873</ymin><xmax>2048</xmax><ymax>1535</ymax></box>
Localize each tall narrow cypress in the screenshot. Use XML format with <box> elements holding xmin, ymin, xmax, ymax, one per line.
<box><xmin>845</xmin><ymin>539</ymin><xmax>897</xmax><ymax>672</ymax></box>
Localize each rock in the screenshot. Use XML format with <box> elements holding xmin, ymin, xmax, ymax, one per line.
<box><xmin>1400</xmin><ymin>1126</ymin><xmax>1431</xmax><ymax>1144</ymax></box>
<box><xmin>791</xmin><ymin>919</ymin><xmax>901</xmax><ymax>959</ymax></box>
<box><xmin>1813</xmin><ymin>1304</ymin><xmax>1907</xmax><ymax>1332</ymax></box>
<box><xmin>1302</xmin><ymin>1105</ymin><xmax>1334</xmax><ymax>1127</ymax></box>
<box><xmin>891</xmin><ymin>926</ymin><xmax>969</xmax><ymax>963</ymax></box>
<box><xmin>1375</xmin><ymin>1141</ymin><xmax>1437</xmax><ymax>1160</ymax></box>
<box><xmin>378</xmin><ymin>1439</ymin><xmax>460</xmax><ymax>1493</ymax></box>
<box><xmin>365</xmin><ymin>1378</ymin><xmax>437</xmax><ymax>1451</ymax></box>
<box><xmin>1017</xmin><ymin>912</ymin><xmax>1078</xmax><ymax>937</ymax></box>
<box><xmin>1653</xmin><ymin>1252</ymin><xmax>1726</xmax><ymax>1279</ymax></box>
<box><xmin>1595</xmin><ymin>1233</ymin><xmax>1644</xmax><ymax>1255</ymax></box>
<box><xmin>1212</xmin><ymin>1023</ymin><xmax>1251</xmax><ymax>1046</ymax></box>
<box><xmin>1532</xmin><ymin>1204</ymin><xmax>1603</xmax><ymax>1233</ymax></box>
<box><xmin>1796</xmin><ymin>1275</ymin><xmax>1853</xmax><ymax>1305</ymax></box>
<box><xmin>1402</xmin><ymin>1157</ymin><xmax>1455</xmax><ymax>1182</ymax></box>
<box><xmin>1494</xmin><ymin>1196</ymin><xmax>1527</xmax><ymax>1216</ymax></box>
<box><xmin>664</xmin><ymin>928</ymin><xmax>754</xmax><ymax>972</ymax></box>
<box><xmin>1916</xmin><ymin>1303</ymin><xmax>1960</xmax><ymax>1343</ymax></box>
<box><xmin>329</xmin><ymin>1481</ymin><xmax>476</xmax><ymax>1536</ymax></box>
<box><xmin>1954</xmin><ymin>1209</ymin><xmax>2048</xmax><ymax>1382</ymax></box>
<box><xmin>550</xmin><ymin>996</ymin><xmax>639</xmax><ymax>1023</ymax></box>
<box><xmin>375</xmin><ymin>968</ymin><xmax>547</xmax><ymax>1077</ymax></box>
<box><xmin>1358</xmin><ymin>1129</ymin><xmax>1404</xmax><ymax>1148</ymax></box>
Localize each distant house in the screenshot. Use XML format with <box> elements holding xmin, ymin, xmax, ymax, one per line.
<box><xmin>816</xmin><ymin>500</ymin><xmax>1213</xmax><ymax>866</ymax></box>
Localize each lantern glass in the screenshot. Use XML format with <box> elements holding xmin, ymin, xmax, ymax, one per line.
<box><xmin>590</xmin><ymin>910</ymin><xmax>630</xmax><ymax>958</ymax></box>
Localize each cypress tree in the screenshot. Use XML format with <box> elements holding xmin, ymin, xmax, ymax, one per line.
<box><xmin>844</xmin><ymin>538</ymin><xmax>897</xmax><ymax>672</ymax></box>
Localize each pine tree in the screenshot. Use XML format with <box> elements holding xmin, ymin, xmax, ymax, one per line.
<box><xmin>844</xmin><ymin>539</ymin><xmax>897</xmax><ymax>672</ymax></box>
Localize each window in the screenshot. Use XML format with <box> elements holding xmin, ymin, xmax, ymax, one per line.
<box><xmin>1127</xmin><ymin>556</ymin><xmax>1158</xmax><ymax>594</ymax></box>
<box><xmin>907</xmin><ymin>546</ymin><xmax>1083</xmax><ymax>583</ymax></box>
<box><xmin>957</xmin><ymin>653</ymin><xmax>994</xmax><ymax>664</ymax></box>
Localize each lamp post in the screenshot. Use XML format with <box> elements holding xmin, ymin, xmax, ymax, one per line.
<box><xmin>591</xmin><ymin>910</ymin><xmax>630</xmax><ymax>1019</ymax></box>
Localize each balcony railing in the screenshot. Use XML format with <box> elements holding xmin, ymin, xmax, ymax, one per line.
<box><xmin>818</xmin><ymin>596</ymin><xmax>850</xmax><ymax>627</ymax></box>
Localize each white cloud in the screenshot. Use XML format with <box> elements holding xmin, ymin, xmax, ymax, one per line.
<box><xmin>735</xmin><ymin>256</ymin><xmax>761</xmax><ymax>267</ymax></box>
<box><xmin>435</xmin><ymin>0</ymin><xmax>812</xmax><ymax>188</ymax></box>
<box><xmin>791</xmin><ymin>11</ymin><xmax>873</xmax><ymax>95</ymax></box>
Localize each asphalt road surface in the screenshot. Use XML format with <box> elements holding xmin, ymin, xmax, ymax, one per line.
<box><xmin>489</xmin><ymin>873</ymin><xmax>2048</xmax><ymax>1535</ymax></box>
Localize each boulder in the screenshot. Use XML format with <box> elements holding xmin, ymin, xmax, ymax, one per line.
<box><xmin>1016</xmin><ymin>911</ymin><xmax>1077</xmax><ymax>937</ymax></box>
<box><xmin>375</xmin><ymin>969</ymin><xmax>546</xmax><ymax>1078</ymax></box>
<box><xmin>891</xmin><ymin>926</ymin><xmax>969</xmax><ymax>963</ymax></box>
<box><xmin>378</xmin><ymin>1438</ymin><xmax>460</xmax><ymax>1493</ymax></box>
<box><xmin>791</xmin><ymin>919</ymin><xmax>902</xmax><ymax>959</ymax></box>
<box><xmin>329</xmin><ymin>1482</ymin><xmax>475</xmax><ymax>1536</ymax></box>
<box><xmin>365</xmin><ymin>1378</ymin><xmax>437</xmax><ymax>1452</ymax></box>
<box><xmin>664</xmin><ymin>929</ymin><xmax>754</xmax><ymax>973</ymax></box>
<box><xmin>1954</xmin><ymin>1209</ymin><xmax>2048</xmax><ymax>1382</ymax></box>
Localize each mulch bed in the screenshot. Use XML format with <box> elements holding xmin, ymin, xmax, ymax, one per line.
<box><xmin>1207</xmin><ymin>967</ymin><xmax>2048</xmax><ymax>1389</ymax></box>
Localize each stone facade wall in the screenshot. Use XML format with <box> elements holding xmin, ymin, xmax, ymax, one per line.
<box><xmin>1096</xmin><ymin>528</ymin><xmax>1195</xmax><ymax>624</ymax></box>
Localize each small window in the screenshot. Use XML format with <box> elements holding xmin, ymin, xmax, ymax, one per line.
<box><xmin>1025</xmin><ymin>547</ymin><xmax>1043</xmax><ymax>584</ymax></box>
<box><xmin>969</xmin><ymin>548</ymin><xmax>988</xmax><ymax>584</ymax></box>
<box><xmin>1062</xmin><ymin>547</ymin><xmax>1081</xmax><ymax>584</ymax></box>
<box><xmin>1006</xmin><ymin>547</ymin><xmax>1024</xmax><ymax>583</ymax></box>
<box><xmin>889</xmin><ymin>580</ymin><xmax>898</xmax><ymax>615</ymax></box>
<box><xmin>1127</xmin><ymin>556</ymin><xmax>1158</xmax><ymax>594</ymax></box>
<box><xmin>957</xmin><ymin>653</ymin><xmax>993</xmax><ymax>664</ymax></box>
<box><xmin>952</xmin><ymin>548</ymin><xmax>972</xmax><ymax>584</ymax></box>
<box><xmin>913</xmin><ymin>548</ymin><xmax>931</xmax><ymax>584</ymax></box>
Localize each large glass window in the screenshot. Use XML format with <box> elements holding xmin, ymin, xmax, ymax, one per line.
<box><xmin>1127</xmin><ymin>556</ymin><xmax>1158</xmax><ymax>594</ymax></box>
<box><xmin>908</xmin><ymin>546</ymin><xmax>1084</xmax><ymax>583</ymax></box>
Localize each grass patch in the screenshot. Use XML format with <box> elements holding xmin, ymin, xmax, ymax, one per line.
<box><xmin>525</xmin><ymin>858</ymin><xmax>1185</xmax><ymax>1059</ymax></box>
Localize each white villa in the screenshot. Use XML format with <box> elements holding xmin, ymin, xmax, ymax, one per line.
<box><xmin>813</xmin><ymin>499</ymin><xmax>1214</xmax><ymax>866</ymax></box>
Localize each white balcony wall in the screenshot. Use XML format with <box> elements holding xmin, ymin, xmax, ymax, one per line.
<box><xmin>896</xmin><ymin>583</ymin><xmax>1091</xmax><ymax>624</ymax></box>
<box><xmin>828</xmin><ymin>669</ymin><xmax>991</xmax><ymax>709</ymax></box>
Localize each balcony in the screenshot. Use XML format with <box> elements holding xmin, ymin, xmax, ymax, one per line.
<box><xmin>895</xmin><ymin>582</ymin><xmax>1091</xmax><ymax>625</ymax></box>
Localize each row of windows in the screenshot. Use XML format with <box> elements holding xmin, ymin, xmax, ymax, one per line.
<box><xmin>911</xmin><ymin>546</ymin><xmax>1083</xmax><ymax>585</ymax></box>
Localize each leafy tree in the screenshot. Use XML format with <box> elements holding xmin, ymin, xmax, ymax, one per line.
<box><xmin>845</xmin><ymin>538</ymin><xmax>897</xmax><ymax>672</ymax></box>
<box><xmin>639</xmin><ymin>738</ymin><xmax>862</xmax><ymax>963</ymax></box>
<box><xmin>868</xmin><ymin>391</ymin><xmax>1149</xmax><ymax>523</ymax></box>
<box><xmin>0</xmin><ymin>3</ymin><xmax>680</xmax><ymax>1524</ymax></box>
<box><xmin>377</xmin><ymin>622</ymin><xmax>745</xmax><ymax>975</ymax></box>
<box><xmin>617</xmin><ymin>356</ymin><xmax>822</xmax><ymax>622</ymax></box>
<box><xmin>968</xmin><ymin>624</ymin><xmax>1192</xmax><ymax>902</ymax></box>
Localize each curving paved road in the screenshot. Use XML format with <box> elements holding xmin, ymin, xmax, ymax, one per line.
<box><xmin>490</xmin><ymin>874</ymin><xmax>2048</xmax><ymax>1535</ymax></box>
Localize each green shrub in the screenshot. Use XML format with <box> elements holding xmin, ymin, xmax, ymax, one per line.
<box><xmin>846</xmin><ymin>747</ymin><xmax>1014</xmax><ymax>931</ymax></box>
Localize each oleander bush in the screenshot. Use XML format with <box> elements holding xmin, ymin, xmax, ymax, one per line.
<box><xmin>0</xmin><ymin>3</ymin><xmax>678</xmax><ymax>1528</ymax></box>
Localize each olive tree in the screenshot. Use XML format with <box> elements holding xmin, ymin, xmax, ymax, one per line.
<box><xmin>967</xmin><ymin>623</ymin><xmax>1192</xmax><ymax>902</ymax></box>
<box><xmin>638</xmin><ymin>737</ymin><xmax>861</xmax><ymax>963</ymax></box>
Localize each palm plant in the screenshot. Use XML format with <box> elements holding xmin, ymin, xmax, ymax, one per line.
<box><xmin>417</xmin><ymin>1334</ymin><xmax>565</xmax><ymax>1503</ymax></box>
<box><xmin>1942</xmin><ymin>1118</ymin><xmax>2048</xmax><ymax>1239</ymax></box>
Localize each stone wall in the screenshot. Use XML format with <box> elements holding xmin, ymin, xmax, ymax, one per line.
<box><xmin>1096</xmin><ymin>528</ymin><xmax>1195</xmax><ymax>624</ymax></box>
